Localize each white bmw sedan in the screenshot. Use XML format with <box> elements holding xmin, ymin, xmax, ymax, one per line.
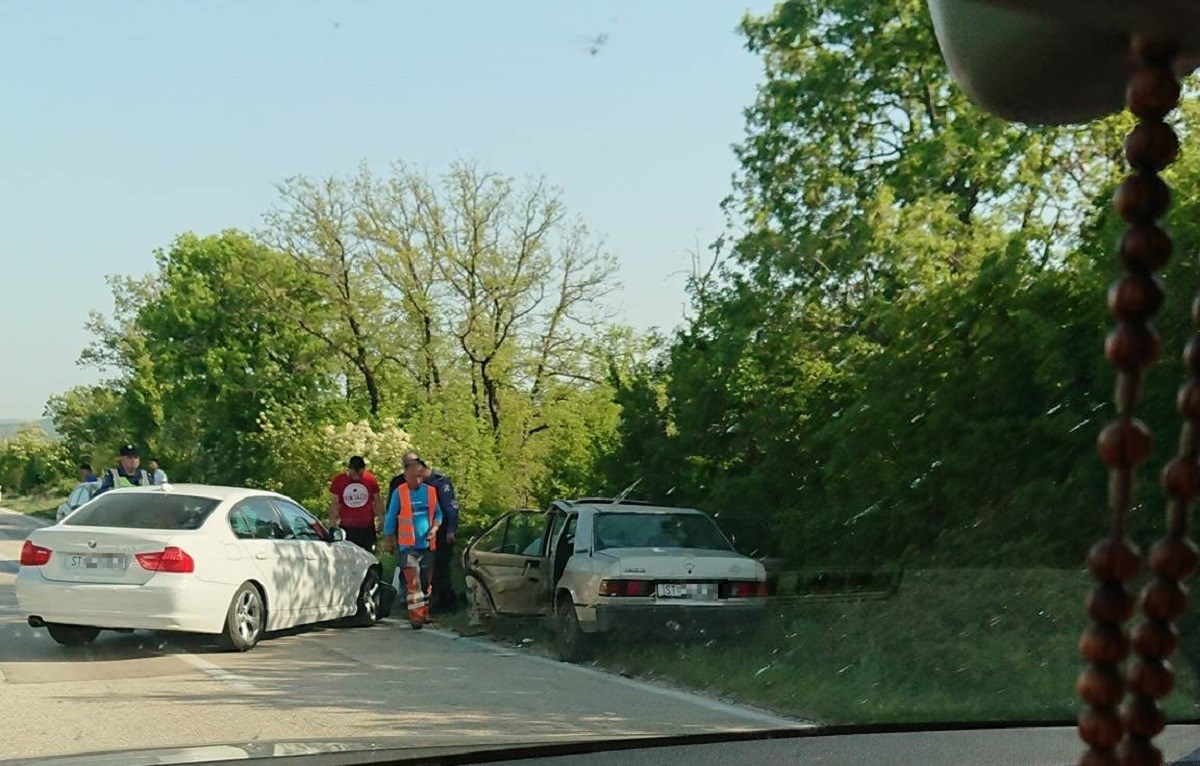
<box><xmin>16</xmin><ymin>484</ymin><xmax>383</xmax><ymax>650</ymax></box>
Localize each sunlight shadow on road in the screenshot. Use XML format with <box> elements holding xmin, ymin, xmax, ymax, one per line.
<box><xmin>86</xmin><ymin>622</ymin><xmax>779</xmax><ymax>741</ymax></box>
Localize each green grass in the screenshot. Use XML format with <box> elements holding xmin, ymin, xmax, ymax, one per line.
<box><xmin>1</xmin><ymin>492</ymin><xmax>62</xmax><ymax>521</ymax></box>
<box><xmin>442</xmin><ymin>569</ymin><xmax>1200</xmax><ymax>725</ymax></box>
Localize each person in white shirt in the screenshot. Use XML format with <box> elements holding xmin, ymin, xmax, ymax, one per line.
<box><xmin>148</xmin><ymin>457</ymin><xmax>168</xmax><ymax>485</ymax></box>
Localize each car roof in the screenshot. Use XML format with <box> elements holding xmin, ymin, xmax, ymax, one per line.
<box><xmin>96</xmin><ymin>484</ymin><xmax>282</xmax><ymax>503</ymax></box>
<box><xmin>571</xmin><ymin>496</ymin><xmax>655</xmax><ymax>506</ymax></box>
<box><xmin>568</xmin><ymin>501</ymin><xmax>706</xmax><ymax>516</ymax></box>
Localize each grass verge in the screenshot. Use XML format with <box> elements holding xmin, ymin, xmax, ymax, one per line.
<box><xmin>434</xmin><ymin>568</ymin><xmax>1200</xmax><ymax>725</ymax></box>
<box><xmin>1</xmin><ymin>493</ymin><xmax>62</xmax><ymax>521</ymax></box>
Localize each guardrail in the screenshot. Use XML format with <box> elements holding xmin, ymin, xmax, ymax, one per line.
<box><xmin>762</xmin><ymin>564</ymin><xmax>904</xmax><ymax>604</ymax></box>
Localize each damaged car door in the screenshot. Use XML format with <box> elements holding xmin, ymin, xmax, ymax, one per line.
<box><xmin>463</xmin><ymin>510</ymin><xmax>551</xmax><ymax>615</ymax></box>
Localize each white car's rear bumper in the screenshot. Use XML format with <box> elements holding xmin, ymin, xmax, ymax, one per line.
<box><xmin>15</xmin><ymin>567</ymin><xmax>233</xmax><ymax>634</ymax></box>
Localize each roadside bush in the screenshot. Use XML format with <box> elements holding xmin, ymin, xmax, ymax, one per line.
<box><xmin>0</xmin><ymin>427</ymin><xmax>75</xmax><ymax>495</ymax></box>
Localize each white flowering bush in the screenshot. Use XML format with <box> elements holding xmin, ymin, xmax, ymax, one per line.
<box><xmin>254</xmin><ymin>409</ymin><xmax>413</xmax><ymax>517</ymax></box>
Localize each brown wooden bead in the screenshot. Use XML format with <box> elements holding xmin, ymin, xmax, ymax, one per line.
<box><xmin>1139</xmin><ymin>578</ymin><xmax>1188</xmax><ymax>621</ymax></box>
<box><xmin>1161</xmin><ymin>457</ymin><xmax>1200</xmax><ymax>501</ymax></box>
<box><xmin>1176</xmin><ymin>381</ymin><xmax>1200</xmax><ymax>419</ymax></box>
<box><xmin>1080</xmin><ymin>747</ymin><xmax>1121</xmax><ymax>766</ymax></box>
<box><xmin>1125</xmin><ymin>120</ymin><xmax>1180</xmax><ymax>172</ymax></box>
<box><xmin>1079</xmin><ymin>666</ymin><xmax>1126</xmax><ymax>707</ymax></box>
<box><xmin>1088</xmin><ymin>538</ymin><xmax>1143</xmax><ymax>581</ymax></box>
<box><xmin>1132</xmin><ymin>618</ymin><xmax>1180</xmax><ymax>659</ymax></box>
<box><xmin>1127</xmin><ymin>657</ymin><xmax>1175</xmax><ymax>698</ymax></box>
<box><xmin>1122</xmin><ymin>696</ymin><xmax>1167</xmax><ymax>738</ymax></box>
<box><xmin>1185</xmin><ymin>337</ymin><xmax>1200</xmax><ymax>375</ymax></box>
<box><xmin>1116</xmin><ymin>735</ymin><xmax>1164</xmax><ymax>766</ymax></box>
<box><xmin>1131</xmin><ymin>36</ymin><xmax>1179</xmax><ymax>64</ymax></box>
<box><xmin>1126</xmin><ymin>67</ymin><xmax>1181</xmax><ymax>120</ymax></box>
<box><xmin>1088</xmin><ymin>582</ymin><xmax>1135</xmax><ymax>623</ymax></box>
<box><xmin>1097</xmin><ymin>418</ymin><xmax>1154</xmax><ymax>468</ymax></box>
<box><xmin>1080</xmin><ymin>707</ymin><xmax>1124</xmax><ymax>748</ymax></box>
<box><xmin>1108</xmin><ymin>274</ymin><xmax>1164</xmax><ymax>321</ymax></box>
<box><xmin>1081</xmin><ymin>622</ymin><xmax>1131</xmax><ymax>664</ymax></box>
<box><xmin>1105</xmin><ymin>324</ymin><xmax>1161</xmax><ymax>373</ymax></box>
<box><xmin>1120</xmin><ymin>225</ymin><xmax>1172</xmax><ymax>272</ymax></box>
<box><xmin>1149</xmin><ymin>537</ymin><xmax>1199</xmax><ymax>581</ymax></box>
<box><xmin>1116</xmin><ymin>173</ymin><xmax>1171</xmax><ymax>223</ymax></box>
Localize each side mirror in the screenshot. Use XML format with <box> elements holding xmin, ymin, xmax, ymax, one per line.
<box><xmin>330</xmin><ymin>527</ymin><xmax>346</xmax><ymax>543</ymax></box>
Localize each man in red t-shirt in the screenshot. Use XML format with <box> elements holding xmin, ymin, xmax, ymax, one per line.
<box><xmin>329</xmin><ymin>455</ymin><xmax>383</xmax><ymax>552</ymax></box>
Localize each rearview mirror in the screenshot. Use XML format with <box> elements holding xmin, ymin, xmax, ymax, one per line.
<box><xmin>330</xmin><ymin>527</ymin><xmax>346</xmax><ymax>543</ymax></box>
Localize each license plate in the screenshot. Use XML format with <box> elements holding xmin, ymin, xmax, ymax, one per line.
<box><xmin>64</xmin><ymin>553</ymin><xmax>128</xmax><ymax>571</ymax></box>
<box><xmin>657</xmin><ymin>583</ymin><xmax>689</xmax><ymax>598</ymax></box>
<box><xmin>656</xmin><ymin>582</ymin><xmax>719</xmax><ymax>600</ymax></box>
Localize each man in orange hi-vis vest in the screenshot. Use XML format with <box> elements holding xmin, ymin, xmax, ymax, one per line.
<box><xmin>382</xmin><ymin>459</ymin><xmax>442</xmax><ymax>629</ymax></box>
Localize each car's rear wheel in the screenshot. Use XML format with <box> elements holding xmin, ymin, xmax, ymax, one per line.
<box><xmin>555</xmin><ymin>597</ymin><xmax>591</xmax><ymax>663</ymax></box>
<box><xmin>351</xmin><ymin>568</ymin><xmax>381</xmax><ymax>627</ymax></box>
<box><xmin>46</xmin><ymin>623</ymin><xmax>100</xmax><ymax>647</ymax></box>
<box><xmin>220</xmin><ymin>582</ymin><xmax>265</xmax><ymax>651</ymax></box>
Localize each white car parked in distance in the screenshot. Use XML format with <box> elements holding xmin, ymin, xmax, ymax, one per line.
<box><xmin>56</xmin><ymin>480</ymin><xmax>101</xmax><ymax>523</ymax></box>
<box><xmin>17</xmin><ymin>484</ymin><xmax>383</xmax><ymax>650</ymax></box>
<box><xmin>462</xmin><ymin>498</ymin><xmax>768</xmax><ymax>662</ymax></box>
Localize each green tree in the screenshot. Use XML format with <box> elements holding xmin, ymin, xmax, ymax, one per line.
<box><xmin>44</xmin><ymin>385</ymin><xmax>124</xmax><ymax>466</ymax></box>
<box><xmin>79</xmin><ymin>231</ymin><xmax>342</xmax><ymax>485</ymax></box>
<box><xmin>607</xmin><ymin>0</ymin><xmax>1160</xmax><ymax>564</ymax></box>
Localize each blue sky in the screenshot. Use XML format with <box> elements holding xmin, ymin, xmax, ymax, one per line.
<box><xmin>0</xmin><ymin>0</ymin><xmax>774</xmax><ymax>420</ymax></box>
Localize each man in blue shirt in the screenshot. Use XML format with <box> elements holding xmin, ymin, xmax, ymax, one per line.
<box><xmin>96</xmin><ymin>444</ymin><xmax>155</xmax><ymax>495</ymax></box>
<box><xmin>383</xmin><ymin>459</ymin><xmax>442</xmax><ymax>628</ymax></box>
<box><xmin>396</xmin><ymin>451</ymin><xmax>462</xmax><ymax>614</ymax></box>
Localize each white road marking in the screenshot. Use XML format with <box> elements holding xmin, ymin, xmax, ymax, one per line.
<box><xmin>178</xmin><ymin>652</ymin><xmax>255</xmax><ymax>693</ymax></box>
<box><xmin>420</xmin><ymin>628</ymin><xmax>805</xmax><ymax>729</ymax></box>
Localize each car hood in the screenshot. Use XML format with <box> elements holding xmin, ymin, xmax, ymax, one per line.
<box><xmin>18</xmin><ymin>725</ymin><xmax>1200</xmax><ymax>766</ymax></box>
<box><xmin>595</xmin><ymin>547</ymin><xmax>764</xmax><ymax>579</ymax></box>
<box><xmin>7</xmin><ymin>734</ymin><xmax>658</xmax><ymax>766</ymax></box>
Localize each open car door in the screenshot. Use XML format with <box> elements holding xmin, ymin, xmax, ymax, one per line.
<box><xmin>463</xmin><ymin>510</ymin><xmax>551</xmax><ymax>615</ymax></box>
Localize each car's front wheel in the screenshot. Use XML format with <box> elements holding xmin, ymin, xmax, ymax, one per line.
<box><xmin>555</xmin><ymin>597</ymin><xmax>591</xmax><ymax>663</ymax></box>
<box><xmin>351</xmin><ymin>568</ymin><xmax>381</xmax><ymax>627</ymax></box>
<box><xmin>220</xmin><ymin>582</ymin><xmax>265</xmax><ymax>651</ymax></box>
<box><xmin>46</xmin><ymin>623</ymin><xmax>100</xmax><ymax>646</ymax></box>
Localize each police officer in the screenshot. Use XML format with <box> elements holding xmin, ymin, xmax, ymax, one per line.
<box><xmin>95</xmin><ymin>444</ymin><xmax>155</xmax><ymax>495</ymax></box>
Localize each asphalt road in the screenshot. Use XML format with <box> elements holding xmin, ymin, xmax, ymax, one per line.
<box><xmin>0</xmin><ymin>508</ymin><xmax>799</xmax><ymax>763</ymax></box>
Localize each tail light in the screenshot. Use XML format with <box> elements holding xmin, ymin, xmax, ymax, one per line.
<box><xmin>20</xmin><ymin>540</ymin><xmax>52</xmax><ymax>566</ymax></box>
<box><xmin>720</xmin><ymin>580</ymin><xmax>769</xmax><ymax>598</ymax></box>
<box><xmin>136</xmin><ymin>547</ymin><xmax>195</xmax><ymax>573</ymax></box>
<box><xmin>599</xmin><ymin>579</ymin><xmax>654</xmax><ymax>597</ymax></box>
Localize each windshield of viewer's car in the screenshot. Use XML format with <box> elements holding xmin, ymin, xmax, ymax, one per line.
<box><xmin>594</xmin><ymin>513</ymin><xmax>733</xmax><ymax>552</ymax></box>
<box><xmin>65</xmin><ymin>494</ymin><xmax>220</xmax><ymax>530</ymax></box>
<box><xmin>7</xmin><ymin>2</ymin><xmax>1200</xmax><ymax>764</ymax></box>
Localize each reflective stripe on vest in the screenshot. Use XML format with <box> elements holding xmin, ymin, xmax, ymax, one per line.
<box><xmin>396</xmin><ymin>484</ymin><xmax>438</xmax><ymax>550</ymax></box>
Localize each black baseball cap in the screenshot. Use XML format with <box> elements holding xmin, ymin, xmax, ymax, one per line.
<box><xmin>119</xmin><ymin>444</ymin><xmax>140</xmax><ymax>457</ymax></box>
<box><xmin>348</xmin><ymin>455</ymin><xmax>367</xmax><ymax>470</ymax></box>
